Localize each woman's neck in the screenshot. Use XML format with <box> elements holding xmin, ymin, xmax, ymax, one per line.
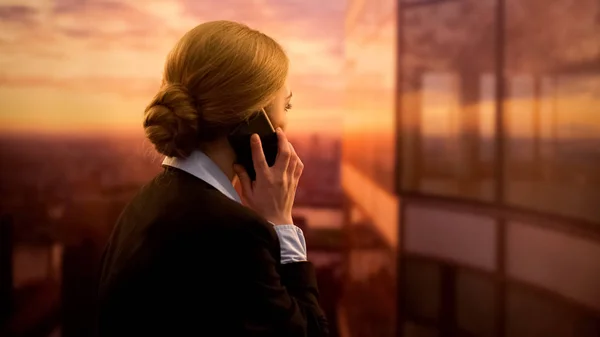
<box><xmin>202</xmin><ymin>139</ymin><xmax>237</xmax><ymax>182</ymax></box>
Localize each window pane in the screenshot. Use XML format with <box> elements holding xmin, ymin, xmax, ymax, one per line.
<box><xmin>342</xmin><ymin>203</ymin><xmax>397</xmax><ymax>337</ymax></box>
<box><xmin>344</xmin><ymin>0</ymin><xmax>397</xmax><ymax>194</ymax></box>
<box><xmin>405</xmin><ymin>204</ymin><xmax>497</xmax><ymax>271</ymax></box>
<box><xmin>506</xmin><ymin>222</ymin><xmax>600</xmax><ymax>311</ymax></box>
<box><xmin>400</xmin><ymin>0</ymin><xmax>497</xmax><ymax>201</ymax></box>
<box><xmin>402</xmin><ymin>257</ymin><xmax>442</xmax><ymax>320</ymax></box>
<box><xmin>506</xmin><ymin>284</ymin><xmax>600</xmax><ymax>337</ymax></box>
<box><xmin>342</xmin><ymin>0</ymin><xmax>400</xmax><ymax>249</ymax></box>
<box><xmin>341</xmin><ymin>162</ymin><xmax>400</xmax><ymax>248</ymax></box>
<box><xmin>456</xmin><ymin>271</ymin><xmax>496</xmax><ymax>337</ymax></box>
<box><xmin>504</xmin><ymin>0</ymin><xmax>600</xmax><ymax>223</ymax></box>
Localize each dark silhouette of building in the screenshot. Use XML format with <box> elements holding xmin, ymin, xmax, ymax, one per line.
<box><xmin>0</xmin><ymin>215</ymin><xmax>14</xmax><ymax>322</ymax></box>
<box><xmin>0</xmin><ymin>213</ymin><xmax>62</xmax><ymax>337</ymax></box>
<box><xmin>61</xmin><ymin>239</ymin><xmax>101</xmax><ymax>337</ymax></box>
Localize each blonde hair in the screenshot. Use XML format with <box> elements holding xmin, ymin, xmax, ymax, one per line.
<box><xmin>143</xmin><ymin>20</ymin><xmax>289</xmax><ymax>158</ymax></box>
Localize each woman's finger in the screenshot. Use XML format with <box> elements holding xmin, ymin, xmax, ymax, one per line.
<box><xmin>250</xmin><ymin>134</ymin><xmax>269</xmax><ymax>174</ymax></box>
<box><xmin>286</xmin><ymin>142</ymin><xmax>298</xmax><ymax>177</ymax></box>
<box><xmin>273</xmin><ymin>128</ymin><xmax>291</xmax><ymax>171</ymax></box>
<box><xmin>294</xmin><ymin>157</ymin><xmax>304</xmax><ymax>180</ymax></box>
<box><xmin>233</xmin><ymin>164</ymin><xmax>253</xmax><ymax>197</ymax></box>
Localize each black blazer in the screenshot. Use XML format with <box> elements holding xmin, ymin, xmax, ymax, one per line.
<box><xmin>97</xmin><ymin>167</ymin><xmax>329</xmax><ymax>337</ymax></box>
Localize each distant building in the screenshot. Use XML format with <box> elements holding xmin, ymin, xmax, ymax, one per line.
<box><xmin>295</xmin><ymin>135</ymin><xmax>343</xmax><ymax>209</ymax></box>
<box><xmin>0</xmin><ymin>215</ymin><xmax>13</xmax><ymax>320</ymax></box>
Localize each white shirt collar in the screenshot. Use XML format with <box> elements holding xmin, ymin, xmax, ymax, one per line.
<box><xmin>162</xmin><ymin>150</ymin><xmax>242</xmax><ymax>203</ymax></box>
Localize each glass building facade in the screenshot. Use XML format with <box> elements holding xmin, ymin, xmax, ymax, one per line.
<box><xmin>341</xmin><ymin>0</ymin><xmax>600</xmax><ymax>336</ymax></box>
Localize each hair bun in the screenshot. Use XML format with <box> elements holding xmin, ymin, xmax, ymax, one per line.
<box><xmin>143</xmin><ymin>83</ymin><xmax>200</xmax><ymax>158</ymax></box>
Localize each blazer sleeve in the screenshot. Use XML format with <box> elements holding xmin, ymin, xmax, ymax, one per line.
<box><xmin>236</xmin><ymin>220</ymin><xmax>329</xmax><ymax>337</ymax></box>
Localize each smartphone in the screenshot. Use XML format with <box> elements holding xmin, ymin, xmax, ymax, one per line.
<box><xmin>228</xmin><ymin>109</ymin><xmax>279</xmax><ymax>181</ymax></box>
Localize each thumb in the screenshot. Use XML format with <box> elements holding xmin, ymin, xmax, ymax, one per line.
<box><xmin>233</xmin><ymin>164</ymin><xmax>253</xmax><ymax>197</ymax></box>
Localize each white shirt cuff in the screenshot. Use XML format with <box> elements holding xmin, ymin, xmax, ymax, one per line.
<box><xmin>272</xmin><ymin>224</ymin><xmax>307</xmax><ymax>264</ymax></box>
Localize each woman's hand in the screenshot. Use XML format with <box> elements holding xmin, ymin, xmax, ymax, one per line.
<box><xmin>233</xmin><ymin>128</ymin><xmax>304</xmax><ymax>225</ymax></box>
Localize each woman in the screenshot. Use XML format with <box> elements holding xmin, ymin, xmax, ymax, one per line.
<box><xmin>97</xmin><ymin>21</ymin><xmax>328</xmax><ymax>337</ymax></box>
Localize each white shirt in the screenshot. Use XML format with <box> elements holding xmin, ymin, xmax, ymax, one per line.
<box><xmin>162</xmin><ymin>151</ymin><xmax>307</xmax><ymax>264</ymax></box>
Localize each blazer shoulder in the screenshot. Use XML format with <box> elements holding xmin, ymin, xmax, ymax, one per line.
<box><xmin>148</xmin><ymin>168</ymin><xmax>280</xmax><ymax>245</ymax></box>
<box><xmin>212</xmin><ymin>197</ymin><xmax>280</xmax><ymax>245</ymax></box>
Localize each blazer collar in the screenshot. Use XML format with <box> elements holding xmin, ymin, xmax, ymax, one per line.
<box><xmin>162</xmin><ymin>151</ymin><xmax>241</xmax><ymax>203</ymax></box>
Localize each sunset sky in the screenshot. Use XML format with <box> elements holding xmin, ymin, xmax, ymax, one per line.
<box><xmin>0</xmin><ymin>0</ymin><xmax>346</xmax><ymax>135</ymax></box>
<box><xmin>1</xmin><ymin>0</ymin><xmax>598</xmax><ymax>138</ymax></box>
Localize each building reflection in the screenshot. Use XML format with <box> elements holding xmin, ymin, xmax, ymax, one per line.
<box><xmin>341</xmin><ymin>0</ymin><xmax>600</xmax><ymax>336</ymax></box>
